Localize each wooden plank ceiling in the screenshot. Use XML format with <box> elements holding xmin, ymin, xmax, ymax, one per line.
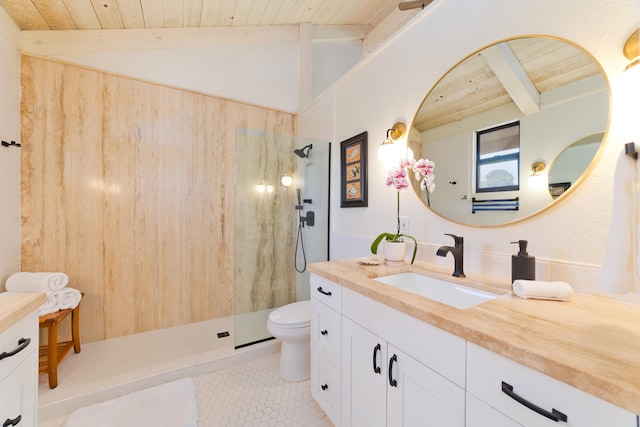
<box><xmin>0</xmin><ymin>0</ymin><xmax>399</xmax><ymax>30</ymax></box>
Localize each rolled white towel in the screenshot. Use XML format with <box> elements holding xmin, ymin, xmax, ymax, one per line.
<box><xmin>55</xmin><ymin>287</ymin><xmax>82</xmax><ymax>310</ymax></box>
<box><xmin>1</xmin><ymin>291</ymin><xmax>59</xmax><ymax>315</ymax></box>
<box><xmin>512</xmin><ymin>280</ymin><xmax>573</xmax><ymax>301</ymax></box>
<box><xmin>38</xmin><ymin>293</ymin><xmax>60</xmax><ymax>315</ymax></box>
<box><xmin>6</xmin><ymin>272</ymin><xmax>69</xmax><ymax>292</ymax></box>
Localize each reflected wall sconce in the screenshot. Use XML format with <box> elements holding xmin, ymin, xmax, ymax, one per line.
<box><xmin>531</xmin><ymin>161</ymin><xmax>546</xmax><ymax>176</ymax></box>
<box><xmin>623</xmin><ymin>29</ymin><xmax>639</xmax><ymax>71</ymax></box>
<box><xmin>378</xmin><ymin>122</ymin><xmax>407</xmax><ymax>166</ymax></box>
<box><xmin>281</xmin><ymin>174</ymin><xmax>293</xmax><ymax>187</ymax></box>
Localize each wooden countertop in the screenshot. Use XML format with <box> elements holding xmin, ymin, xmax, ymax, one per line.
<box><xmin>309</xmin><ymin>258</ymin><xmax>640</xmax><ymax>415</ymax></box>
<box><xmin>0</xmin><ymin>292</ymin><xmax>46</xmax><ymax>334</ymax></box>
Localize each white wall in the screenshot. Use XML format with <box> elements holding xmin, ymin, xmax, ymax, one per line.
<box><xmin>53</xmin><ymin>42</ymin><xmax>300</xmax><ymax>113</ymax></box>
<box><xmin>47</xmin><ymin>37</ymin><xmax>363</xmax><ymax>114</ymax></box>
<box><xmin>299</xmin><ymin>0</ymin><xmax>640</xmax><ymax>303</ymax></box>
<box><xmin>0</xmin><ymin>10</ymin><xmax>21</xmax><ymax>289</ymax></box>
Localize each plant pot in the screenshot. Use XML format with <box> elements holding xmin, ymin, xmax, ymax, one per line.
<box><xmin>383</xmin><ymin>240</ymin><xmax>407</xmax><ymax>262</ymax></box>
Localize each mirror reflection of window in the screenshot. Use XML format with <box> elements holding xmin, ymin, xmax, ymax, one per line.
<box><xmin>476</xmin><ymin>121</ymin><xmax>520</xmax><ymax>193</ymax></box>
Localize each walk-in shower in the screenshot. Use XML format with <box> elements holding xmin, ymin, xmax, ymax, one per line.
<box><xmin>234</xmin><ymin>129</ymin><xmax>330</xmax><ymax>348</ymax></box>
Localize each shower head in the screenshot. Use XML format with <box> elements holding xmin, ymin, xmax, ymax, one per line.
<box><xmin>293</xmin><ymin>144</ymin><xmax>313</xmax><ymax>158</ymax></box>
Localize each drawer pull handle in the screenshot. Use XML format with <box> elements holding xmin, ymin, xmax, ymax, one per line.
<box><xmin>317</xmin><ymin>287</ymin><xmax>332</xmax><ymax>296</ymax></box>
<box><xmin>321</xmin><ymin>384</ymin><xmax>328</xmax><ymax>391</ymax></box>
<box><xmin>0</xmin><ymin>337</ymin><xmax>31</xmax><ymax>361</ymax></box>
<box><xmin>4</xmin><ymin>415</ymin><xmax>22</xmax><ymax>427</ymax></box>
<box><xmin>373</xmin><ymin>343</ymin><xmax>381</xmax><ymax>374</ymax></box>
<box><xmin>501</xmin><ymin>381</ymin><xmax>568</xmax><ymax>423</ymax></box>
<box><xmin>388</xmin><ymin>354</ymin><xmax>398</xmax><ymax>387</ymax></box>
<box><xmin>320</xmin><ymin>330</ymin><xmax>328</xmax><ymax>336</ymax></box>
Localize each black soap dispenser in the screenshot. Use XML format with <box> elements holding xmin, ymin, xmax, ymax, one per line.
<box><xmin>511</xmin><ymin>240</ymin><xmax>535</xmax><ymax>282</ymax></box>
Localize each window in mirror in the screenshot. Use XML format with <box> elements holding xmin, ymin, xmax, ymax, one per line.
<box><xmin>476</xmin><ymin>121</ymin><xmax>520</xmax><ymax>193</ymax></box>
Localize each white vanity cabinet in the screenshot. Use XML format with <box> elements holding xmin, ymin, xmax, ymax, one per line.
<box><xmin>309</xmin><ymin>272</ymin><xmax>466</xmax><ymax>427</ymax></box>
<box><xmin>342</xmin><ymin>317</ymin><xmax>465</xmax><ymax>426</ymax></box>
<box><xmin>466</xmin><ymin>342</ymin><xmax>637</xmax><ymax>427</ymax></box>
<box><xmin>310</xmin><ymin>275</ymin><xmax>342</xmax><ymax>426</ymax></box>
<box><xmin>340</xmin><ymin>286</ymin><xmax>465</xmax><ymax>427</ymax></box>
<box><xmin>1</xmin><ymin>311</ymin><xmax>39</xmax><ymax>427</ymax></box>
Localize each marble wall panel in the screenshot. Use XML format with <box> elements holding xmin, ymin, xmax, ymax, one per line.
<box><xmin>20</xmin><ymin>55</ymin><xmax>296</xmax><ymax>343</ymax></box>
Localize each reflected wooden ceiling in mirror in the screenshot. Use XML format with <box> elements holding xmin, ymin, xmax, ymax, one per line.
<box><xmin>410</xmin><ymin>37</ymin><xmax>608</xmax><ymax>227</ymax></box>
<box><xmin>413</xmin><ymin>38</ymin><xmax>601</xmax><ymax>133</ymax></box>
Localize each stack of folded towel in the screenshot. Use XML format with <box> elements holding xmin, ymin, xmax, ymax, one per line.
<box><xmin>512</xmin><ymin>279</ymin><xmax>573</xmax><ymax>301</ymax></box>
<box><xmin>3</xmin><ymin>272</ymin><xmax>82</xmax><ymax>315</ymax></box>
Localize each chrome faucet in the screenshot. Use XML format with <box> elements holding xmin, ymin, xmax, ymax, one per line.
<box><xmin>436</xmin><ymin>233</ymin><xmax>465</xmax><ymax>277</ymax></box>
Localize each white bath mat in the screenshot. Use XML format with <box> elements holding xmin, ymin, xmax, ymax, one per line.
<box><xmin>63</xmin><ymin>378</ymin><xmax>198</xmax><ymax>427</ymax></box>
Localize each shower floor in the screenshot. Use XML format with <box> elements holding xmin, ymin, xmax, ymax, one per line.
<box><xmin>37</xmin><ymin>314</ymin><xmax>279</xmax><ymax>423</ymax></box>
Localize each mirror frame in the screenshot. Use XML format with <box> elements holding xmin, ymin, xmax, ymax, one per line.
<box><xmin>409</xmin><ymin>35</ymin><xmax>611</xmax><ymax>227</ymax></box>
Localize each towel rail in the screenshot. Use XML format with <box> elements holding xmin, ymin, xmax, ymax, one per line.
<box><xmin>472</xmin><ymin>197</ymin><xmax>519</xmax><ymax>214</ymax></box>
<box><xmin>1</xmin><ymin>140</ymin><xmax>20</xmax><ymax>148</ymax></box>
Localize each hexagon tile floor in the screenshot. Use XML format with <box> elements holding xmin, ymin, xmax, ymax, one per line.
<box><xmin>195</xmin><ymin>353</ymin><xmax>332</xmax><ymax>426</ymax></box>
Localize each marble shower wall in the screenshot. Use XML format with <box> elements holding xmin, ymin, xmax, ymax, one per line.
<box><xmin>20</xmin><ymin>55</ymin><xmax>296</xmax><ymax>343</ymax></box>
<box><xmin>234</xmin><ymin>129</ymin><xmax>297</xmax><ymax>315</ymax></box>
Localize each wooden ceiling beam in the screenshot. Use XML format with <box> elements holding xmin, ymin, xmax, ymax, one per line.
<box><xmin>18</xmin><ymin>24</ymin><xmax>369</xmax><ymax>55</ymax></box>
<box><xmin>480</xmin><ymin>42</ymin><xmax>540</xmax><ymax>115</ymax></box>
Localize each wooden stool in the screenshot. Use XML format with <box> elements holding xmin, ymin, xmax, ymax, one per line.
<box><xmin>38</xmin><ymin>298</ymin><xmax>82</xmax><ymax>389</ymax></box>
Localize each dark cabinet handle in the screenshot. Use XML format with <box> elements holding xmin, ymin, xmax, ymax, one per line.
<box><xmin>0</xmin><ymin>337</ymin><xmax>31</xmax><ymax>361</ymax></box>
<box><xmin>4</xmin><ymin>415</ymin><xmax>22</xmax><ymax>427</ymax></box>
<box><xmin>388</xmin><ymin>354</ymin><xmax>398</xmax><ymax>387</ymax></box>
<box><xmin>321</xmin><ymin>330</ymin><xmax>328</xmax><ymax>336</ymax></box>
<box><xmin>321</xmin><ymin>384</ymin><xmax>328</xmax><ymax>390</ymax></box>
<box><xmin>316</xmin><ymin>287</ymin><xmax>332</xmax><ymax>296</ymax></box>
<box><xmin>501</xmin><ymin>381</ymin><xmax>567</xmax><ymax>422</ymax></box>
<box><xmin>373</xmin><ymin>343</ymin><xmax>381</xmax><ymax>374</ymax></box>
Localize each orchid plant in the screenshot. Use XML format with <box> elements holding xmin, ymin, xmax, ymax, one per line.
<box><xmin>370</xmin><ymin>157</ymin><xmax>436</xmax><ymax>264</ymax></box>
<box><xmin>410</xmin><ymin>158</ymin><xmax>436</xmax><ymax>207</ymax></box>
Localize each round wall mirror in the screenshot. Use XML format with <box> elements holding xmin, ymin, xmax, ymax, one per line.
<box><xmin>409</xmin><ymin>37</ymin><xmax>609</xmax><ymax>226</ymax></box>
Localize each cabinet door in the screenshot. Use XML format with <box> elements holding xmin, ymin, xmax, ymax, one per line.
<box><xmin>342</xmin><ymin>317</ymin><xmax>387</xmax><ymax>427</ymax></box>
<box><xmin>387</xmin><ymin>345</ymin><xmax>465</xmax><ymax>427</ymax></box>
<box><xmin>0</xmin><ymin>349</ymin><xmax>37</xmax><ymax>427</ymax></box>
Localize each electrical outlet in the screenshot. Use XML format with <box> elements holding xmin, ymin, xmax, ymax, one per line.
<box><xmin>399</xmin><ymin>216</ymin><xmax>409</xmax><ymax>234</ymax></box>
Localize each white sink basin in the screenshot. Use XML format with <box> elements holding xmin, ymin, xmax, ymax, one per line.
<box><xmin>374</xmin><ymin>272</ymin><xmax>498</xmax><ymax>309</ymax></box>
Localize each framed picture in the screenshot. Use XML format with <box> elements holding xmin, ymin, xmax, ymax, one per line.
<box><xmin>549</xmin><ymin>182</ymin><xmax>571</xmax><ymax>199</ymax></box>
<box><xmin>340</xmin><ymin>131</ymin><xmax>368</xmax><ymax>207</ymax></box>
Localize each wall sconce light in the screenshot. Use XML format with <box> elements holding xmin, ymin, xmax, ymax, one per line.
<box><xmin>623</xmin><ymin>29</ymin><xmax>639</xmax><ymax>71</ymax></box>
<box><xmin>281</xmin><ymin>174</ymin><xmax>293</xmax><ymax>187</ymax></box>
<box><xmin>378</xmin><ymin>122</ymin><xmax>407</xmax><ymax>166</ymax></box>
<box><xmin>531</xmin><ymin>161</ymin><xmax>546</xmax><ymax>176</ymax></box>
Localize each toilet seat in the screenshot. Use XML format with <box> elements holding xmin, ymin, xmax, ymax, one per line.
<box><xmin>268</xmin><ymin>300</ymin><xmax>310</xmax><ymax>328</ymax></box>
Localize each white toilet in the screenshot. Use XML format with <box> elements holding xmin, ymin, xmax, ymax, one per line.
<box><xmin>267</xmin><ymin>300</ymin><xmax>311</xmax><ymax>382</ymax></box>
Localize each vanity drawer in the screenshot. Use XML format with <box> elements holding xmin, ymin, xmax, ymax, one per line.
<box><xmin>310</xmin><ymin>350</ymin><xmax>340</xmax><ymax>426</ymax></box>
<box><xmin>0</xmin><ymin>311</ymin><xmax>38</xmax><ymax>383</ymax></box>
<box><xmin>311</xmin><ymin>297</ymin><xmax>341</xmax><ymax>369</ymax></box>
<box><xmin>310</xmin><ymin>274</ymin><xmax>342</xmax><ymax>312</ymax></box>
<box><xmin>467</xmin><ymin>342</ymin><xmax>637</xmax><ymax>426</ymax></box>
